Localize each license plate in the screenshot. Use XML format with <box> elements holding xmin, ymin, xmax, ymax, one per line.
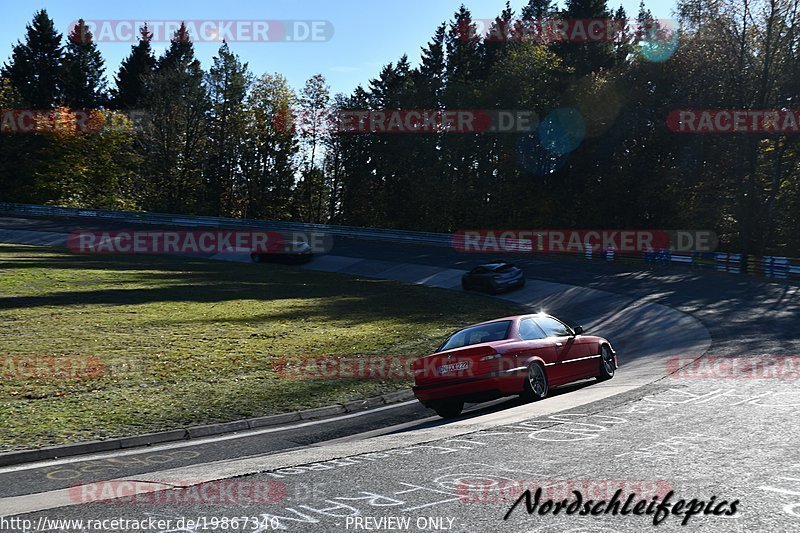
<box><xmin>437</xmin><ymin>361</ymin><xmax>469</xmax><ymax>375</ymax></box>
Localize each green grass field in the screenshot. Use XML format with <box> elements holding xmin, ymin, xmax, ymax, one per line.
<box><xmin>0</xmin><ymin>244</ymin><xmax>521</xmax><ymax>450</ymax></box>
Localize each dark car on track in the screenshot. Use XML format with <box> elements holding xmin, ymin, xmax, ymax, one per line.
<box><xmin>251</xmin><ymin>240</ymin><xmax>314</xmax><ymax>264</ymax></box>
<box><xmin>412</xmin><ymin>313</ymin><xmax>617</xmax><ymax>418</ymax></box>
<box><xmin>461</xmin><ymin>261</ymin><xmax>525</xmax><ymax>293</ymax></box>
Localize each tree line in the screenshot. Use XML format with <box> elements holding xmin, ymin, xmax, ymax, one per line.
<box><xmin>1</xmin><ymin>1</ymin><xmax>799</xmax><ymax>256</ymax></box>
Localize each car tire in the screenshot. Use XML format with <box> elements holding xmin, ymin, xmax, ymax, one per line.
<box><xmin>597</xmin><ymin>344</ymin><xmax>615</xmax><ymax>381</ymax></box>
<box><xmin>431</xmin><ymin>399</ymin><xmax>464</xmax><ymax>418</ymax></box>
<box><xmin>521</xmin><ymin>362</ymin><xmax>548</xmax><ymax>402</ymax></box>
<box><xmin>461</xmin><ymin>279</ymin><xmax>472</xmax><ymax>291</ymax></box>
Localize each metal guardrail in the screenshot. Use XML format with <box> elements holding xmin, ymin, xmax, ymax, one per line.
<box><xmin>1</xmin><ymin>201</ymin><xmax>799</xmax><ymax>282</ymax></box>
<box><xmin>747</xmin><ymin>255</ymin><xmax>800</xmax><ymax>280</ymax></box>
<box><xmin>0</xmin><ymin>202</ymin><xmax>454</xmax><ymax>247</ymax></box>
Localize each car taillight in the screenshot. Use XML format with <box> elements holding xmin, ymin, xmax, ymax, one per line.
<box><xmin>412</xmin><ymin>358</ymin><xmax>428</xmax><ymax>378</ymax></box>
<box><xmin>479</xmin><ymin>353</ymin><xmax>502</xmax><ymax>361</ymax></box>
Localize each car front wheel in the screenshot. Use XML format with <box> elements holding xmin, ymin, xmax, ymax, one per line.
<box><xmin>598</xmin><ymin>344</ymin><xmax>615</xmax><ymax>381</ymax></box>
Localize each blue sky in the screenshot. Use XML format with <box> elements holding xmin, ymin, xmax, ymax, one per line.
<box><xmin>1</xmin><ymin>0</ymin><xmax>678</xmax><ymax>97</ymax></box>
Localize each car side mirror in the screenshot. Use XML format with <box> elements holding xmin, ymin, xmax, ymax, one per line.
<box><xmin>572</xmin><ymin>325</ymin><xmax>583</xmax><ymax>336</ymax></box>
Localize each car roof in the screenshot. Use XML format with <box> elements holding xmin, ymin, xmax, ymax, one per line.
<box><xmin>475</xmin><ymin>261</ymin><xmax>514</xmax><ymax>269</ymax></box>
<box><xmin>436</xmin><ymin>314</ymin><xmax>559</xmax><ymax>353</ymax></box>
<box><xmin>468</xmin><ymin>313</ymin><xmax>548</xmax><ymax>328</ymax></box>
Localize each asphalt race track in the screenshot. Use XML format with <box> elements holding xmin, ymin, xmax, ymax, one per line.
<box><xmin>1</xmin><ymin>215</ymin><xmax>800</xmax><ymax>532</ymax></box>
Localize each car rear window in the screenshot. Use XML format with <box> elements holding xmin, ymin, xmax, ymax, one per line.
<box><xmin>438</xmin><ymin>320</ymin><xmax>512</xmax><ymax>351</ymax></box>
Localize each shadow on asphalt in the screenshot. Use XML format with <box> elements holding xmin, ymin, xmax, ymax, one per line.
<box><xmin>387</xmin><ymin>378</ymin><xmax>599</xmax><ymax>435</ymax></box>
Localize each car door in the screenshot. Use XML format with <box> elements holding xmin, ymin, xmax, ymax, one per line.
<box><xmin>534</xmin><ymin>315</ymin><xmax>593</xmax><ymax>381</ymax></box>
<box><xmin>517</xmin><ymin>317</ymin><xmax>568</xmax><ymax>385</ymax></box>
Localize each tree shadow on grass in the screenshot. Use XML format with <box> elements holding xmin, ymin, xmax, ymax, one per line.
<box><xmin>0</xmin><ymin>246</ymin><xmax>521</xmax><ymax>327</ymax></box>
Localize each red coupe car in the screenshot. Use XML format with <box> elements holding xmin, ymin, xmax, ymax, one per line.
<box><xmin>412</xmin><ymin>314</ymin><xmax>617</xmax><ymax>418</ymax></box>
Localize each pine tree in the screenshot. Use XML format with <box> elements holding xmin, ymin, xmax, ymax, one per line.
<box><xmin>158</xmin><ymin>23</ymin><xmax>195</xmax><ymax>70</ymax></box>
<box><xmin>365</xmin><ymin>57</ymin><xmax>420</xmax><ymax>228</ymax></box>
<box><xmin>2</xmin><ymin>10</ymin><xmax>63</xmax><ymax>108</ymax></box>
<box><xmin>484</xmin><ymin>2</ymin><xmax>515</xmax><ymax>67</ymax></box>
<box><xmin>241</xmin><ymin>73</ymin><xmax>299</xmax><ymax>220</ymax></box>
<box><xmin>522</xmin><ymin>0</ymin><xmax>556</xmax><ymax>20</ymax></box>
<box><xmin>415</xmin><ymin>23</ymin><xmax>446</xmax><ymax>107</ymax></box>
<box><xmin>613</xmin><ymin>5</ymin><xmax>632</xmax><ymax>64</ymax></box>
<box><xmin>139</xmin><ymin>22</ymin><xmax>208</xmax><ymax>212</ymax></box>
<box><xmin>0</xmin><ymin>77</ymin><xmax>37</xmax><ymax>202</ymax></box>
<box><xmin>112</xmin><ymin>24</ymin><xmax>155</xmax><ymax>109</ymax></box>
<box><xmin>410</xmin><ymin>25</ymin><xmax>448</xmax><ymax>229</ymax></box>
<box><xmin>635</xmin><ymin>0</ymin><xmax>657</xmax><ymax>43</ymax></box>
<box><xmin>63</xmin><ymin>19</ymin><xmax>107</xmax><ymax>108</ymax></box>
<box><xmin>294</xmin><ymin>74</ymin><xmax>331</xmax><ymax>222</ymax></box>
<box><xmin>445</xmin><ymin>6</ymin><xmax>484</xmax><ymax>84</ymax></box>
<box><xmin>206</xmin><ymin>42</ymin><xmax>252</xmax><ymax>215</ymax></box>
<box><xmin>443</xmin><ymin>7</ymin><xmax>486</xmax><ymax>228</ymax></box>
<box><xmin>637</xmin><ymin>0</ymin><xmax>654</xmax><ymax>23</ymax></box>
<box><xmin>557</xmin><ymin>0</ymin><xmax>615</xmax><ymax>76</ymax></box>
<box><xmin>516</xmin><ymin>0</ymin><xmax>558</xmax><ymax>44</ymax></box>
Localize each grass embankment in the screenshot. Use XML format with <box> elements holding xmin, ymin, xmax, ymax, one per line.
<box><xmin>0</xmin><ymin>244</ymin><xmax>520</xmax><ymax>450</ymax></box>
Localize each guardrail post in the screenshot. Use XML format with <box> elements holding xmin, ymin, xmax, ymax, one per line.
<box><xmin>790</xmin><ymin>258</ymin><xmax>800</xmax><ymax>281</ymax></box>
